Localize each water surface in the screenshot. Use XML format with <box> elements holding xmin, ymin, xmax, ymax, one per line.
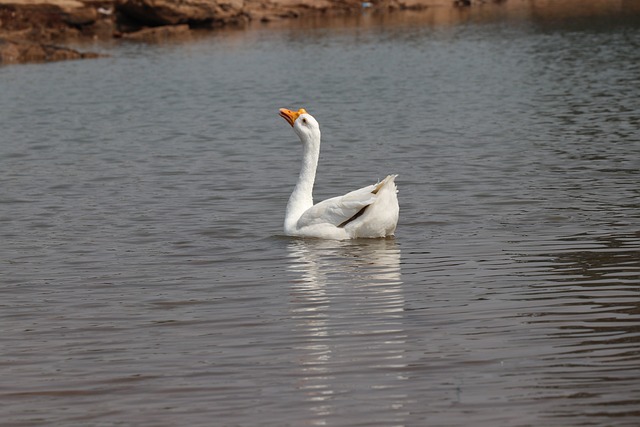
<box><xmin>1</xmin><ymin>4</ymin><xmax>640</xmax><ymax>426</ymax></box>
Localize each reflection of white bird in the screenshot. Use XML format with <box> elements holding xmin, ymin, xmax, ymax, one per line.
<box><xmin>279</xmin><ymin>108</ymin><xmax>399</xmax><ymax>240</ymax></box>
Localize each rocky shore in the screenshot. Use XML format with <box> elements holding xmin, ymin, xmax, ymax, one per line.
<box><xmin>0</xmin><ymin>0</ymin><xmax>482</xmax><ymax>64</ymax></box>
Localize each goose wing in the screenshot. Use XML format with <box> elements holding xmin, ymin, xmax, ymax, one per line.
<box><xmin>297</xmin><ymin>183</ymin><xmax>378</xmax><ymax>229</ymax></box>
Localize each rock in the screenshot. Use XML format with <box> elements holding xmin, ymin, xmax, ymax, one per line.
<box><xmin>62</xmin><ymin>6</ymin><xmax>98</xmax><ymax>26</ymax></box>
<box><xmin>0</xmin><ymin>37</ymin><xmax>103</xmax><ymax>64</ymax></box>
<box><xmin>243</xmin><ymin>0</ymin><xmax>360</xmax><ymax>22</ymax></box>
<box><xmin>0</xmin><ymin>1</ymin><xmax>116</xmax><ymax>42</ymax></box>
<box><xmin>390</xmin><ymin>0</ymin><xmax>448</xmax><ymax>10</ymax></box>
<box><xmin>116</xmin><ymin>0</ymin><xmax>245</xmax><ymax>27</ymax></box>
<box><xmin>119</xmin><ymin>23</ymin><xmax>191</xmax><ymax>40</ymax></box>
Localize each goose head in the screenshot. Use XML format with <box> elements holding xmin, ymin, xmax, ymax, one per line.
<box><xmin>279</xmin><ymin>108</ymin><xmax>321</xmax><ymax>143</ymax></box>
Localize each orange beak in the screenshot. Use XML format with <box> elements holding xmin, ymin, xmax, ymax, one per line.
<box><xmin>279</xmin><ymin>108</ymin><xmax>308</xmax><ymax>127</ymax></box>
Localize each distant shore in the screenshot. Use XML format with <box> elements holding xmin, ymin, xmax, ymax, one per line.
<box><xmin>0</xmin><ymin>0</ymin><xmax>635</xmax><ymax>64</ymax></box>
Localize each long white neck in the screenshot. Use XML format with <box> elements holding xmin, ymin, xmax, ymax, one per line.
<box><xmin>284</xmin><ymin>131</ymin><xmax>321</xmax><ymax>233</ymax></box>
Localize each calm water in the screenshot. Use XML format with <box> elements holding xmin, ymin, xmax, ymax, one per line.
<box><xmin>2</xmin><ymin>5</ymin><xmax>640</xmax><ymax>426</ymax></box>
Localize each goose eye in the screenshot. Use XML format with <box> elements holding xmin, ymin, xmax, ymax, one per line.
<box><xmin>302</xmin><ymin>118</ymin><xmax>307</xmax><ymax>124</ymax></box>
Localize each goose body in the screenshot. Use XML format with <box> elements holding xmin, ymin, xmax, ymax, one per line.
<box><xmin>279</xmin><ymin>108</ymin><xmax>399</xmax><ymax>240</ymax></box>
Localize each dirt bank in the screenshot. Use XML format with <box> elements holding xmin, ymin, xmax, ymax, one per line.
<box><xmin>1</xmin><ymin>0</ymin><xmax>491</xmax><ymax>63</ymax></box>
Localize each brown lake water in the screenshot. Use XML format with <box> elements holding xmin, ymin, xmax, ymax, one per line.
<box><xmin>1</xmin><ymin>4</ymin><xmax>640</xmax><ymax>426</ymax></box>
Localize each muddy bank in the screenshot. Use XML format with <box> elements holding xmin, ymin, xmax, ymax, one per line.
<box><xmin>0</xmin><ymin>0</ymin><xmax>111</xmax><ymax>63</ymax></box>
<box><xmin>2</xmin><ymin>0</ymin><xmax>633</xmax><ymax>64</ymax></box>
<box><xmin>0</xmin><ymin>0</ymin><xmax>483</xmax><ymax>64</ymax></box>
<box><xmin>0</xmin><ymin>37</ymin><xmax>102</xmax><ymax>63</ymax></box>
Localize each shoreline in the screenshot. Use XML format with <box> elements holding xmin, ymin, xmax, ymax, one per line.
<box><xmin>0</xmin><ymin>0</ymin><xmax>636</xmax><ymax>65</ymax></box>
<box><xmin>0</xmin><ymin>0</ymin><xmax>497</xmax><ymax>64</ymax></box>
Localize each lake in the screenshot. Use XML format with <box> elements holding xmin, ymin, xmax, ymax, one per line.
<box><xmin>1</xmin><ymin>3</ymin><xmax>639</xmax><ymax>426</ymax></box>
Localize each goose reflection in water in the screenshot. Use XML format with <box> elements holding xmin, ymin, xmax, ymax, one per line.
<box><xmin>286</xmin><ymin>239</ymin><xmax>409</xmax><ymax>425</ymax></box>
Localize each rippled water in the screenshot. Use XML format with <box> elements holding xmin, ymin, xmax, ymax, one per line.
<box><xmin>2</xmin><ymin>4</ymin><xmax>640</xmax><ymax>426</ymax></box>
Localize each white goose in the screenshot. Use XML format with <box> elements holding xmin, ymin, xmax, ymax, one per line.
<box><xmin>279</xmin><ymin>108</ymin><xmax>399</xmax><ymax>240</ymax></box>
